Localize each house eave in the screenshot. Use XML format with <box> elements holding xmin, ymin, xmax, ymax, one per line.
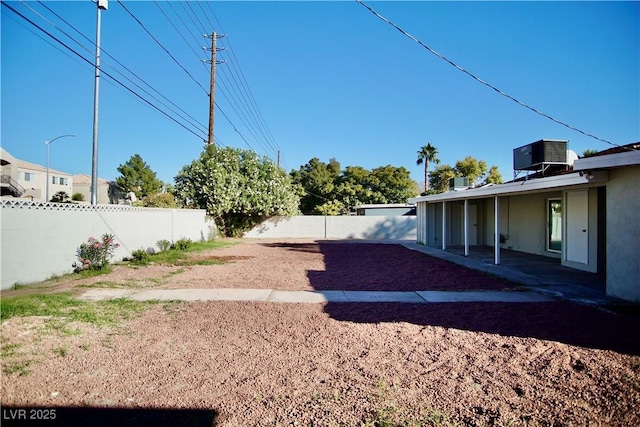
<box><xmin>409</xmin><ymin>171</ymin><xmax>608</xmax><ymax>204</ymax></box>
<box><xmin>573</xmin><ymin>149</ymin><xmax>640</xmax><ymax>171</ymax></box>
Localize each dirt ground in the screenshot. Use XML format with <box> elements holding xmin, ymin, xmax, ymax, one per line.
<box><xmin>2</xmin><ymin>240</ymin><xmax>640</xmax><ymax>426</ymax></box>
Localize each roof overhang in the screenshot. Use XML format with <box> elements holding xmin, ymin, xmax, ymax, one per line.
<box><xmin>409</xmin><ymin>171</ymin><xmax>608</xmax><ymax>204</ymax></box>
<box><xmin>354</xmin><ymin>203</ymin><xmax>415</xmax><ymax>209</ymax></box>
<box><xmin>573</xmin><ymin>149</ymin><xmax>640</xmax><ymax>171</ymax></box>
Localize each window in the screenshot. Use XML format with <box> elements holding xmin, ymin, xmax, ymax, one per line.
<box><xmin>547</xmin><ymin>199</ymin><xmax>562</xmax><ymax>252</ymax></box>
<box><xmin>52</xmin><ymin>176</ymin><xmax>58</xmax><ymax>184</ymax></box>
<box><xmin>24</xmin><ymin>172</ymin><xmax>34</xmax><ymax>181</ymax></box>
<box><xmin>59</xmin><ymin>177</ymin><xmax>68</xmax><ymax>186</ymax></box>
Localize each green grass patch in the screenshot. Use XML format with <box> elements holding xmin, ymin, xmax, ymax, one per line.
<box><xmin>53</xmin><ymin>346</ymin><xmax>68</xmax><ymax>357</ymax></box>
<box><xmin>183</xmin><ymin>259</ymin><xmax>225</xmax><ymax>267</ymax></box>
<box><xmin>364</xmin><ymin>406</ymin><xmax>460</xmax><ymax>427</ymax></box>
<box><xmin>135</xmin><ymin>239</ymin><xmax>235</xmax><ymax>266</ymax></box>
<box><xmin>73</xmin><ymin>266</ymin><xmax>113</xmax><ymax>279</ymax></box>
<box><xmin>4</xmin><ymin>360</ymin><xmax>32</xmax><ymax>376</ymax></box>
<box><xmin>1</xmin><ymin>343</ymin><xmax>21</xmax><ymax>358</ymax></box>
<box><xmin>0</xmin><ymin>293</ymin><xmax>162</xmax><ymax>326</ymax></box>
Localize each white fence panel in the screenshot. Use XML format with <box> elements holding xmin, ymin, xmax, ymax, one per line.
<box><xmin>244</xmin><ymin>215</ymin><xmax>416</xmax><ymax>240</ymax></box>
<box><xmin>0</xmin><ymin>200</ymin><xmax>212</xmax><ymax>289</ymax></box>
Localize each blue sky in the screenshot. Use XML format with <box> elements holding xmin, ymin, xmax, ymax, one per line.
<box><xmin>2</xmin><ymin>1</ymin><xmax>638</xmax><ymax>188</ymax></box>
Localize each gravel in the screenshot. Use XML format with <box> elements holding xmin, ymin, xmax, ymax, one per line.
<box><xmin>2</xmin><ymin>240</ymin><xmax>639</xmax><ymax>426</ymax></box>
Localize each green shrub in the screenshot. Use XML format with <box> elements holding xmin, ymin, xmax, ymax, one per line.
<box><xmin>140</xmin><ymin>193</ymin><xmax>178</xmax><ymax>208</ymax></box>
<box><xmin>50</xmin><ymin>191</ymin><xmax>70</xmax><ymax>203</ymax></box>
<box><xmin>156</xmin><ymin>239</ymin><xmax>171</xmax><ymax>252</ymax></box>
<box><xmin>172</xmin><ymin>238</ymin><xmax>192</xmax><ymax>251</ymax></box>
<box><xmin>130</xmin><ymin>249</ymin><xmax>150</xmax><ymax>265</ymax></box>
<box><xmin>73</xmin><ymin>234</ymin><xmax>120</xmax><ymax>272</ymax></box>
<box><xmin>71</xmin><ymin>192</ymin><xmax>85</xmax><ymax>201</ymax></box>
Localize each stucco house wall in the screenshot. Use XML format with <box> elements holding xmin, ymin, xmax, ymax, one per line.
<box><xmin>506</xmin><ymin>192</ymin><xmax>561</xmax><ymax>257</ymax></box>
<box><xmin>605</xmin><ymin>165</ymin><xmax>640</xmax><ymax>301</ymax></box>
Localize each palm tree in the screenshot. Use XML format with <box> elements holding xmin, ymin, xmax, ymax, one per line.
<box><xmin>416</xmin><ymin>143</ymin><xmax>440</xmax><ymax>193</ymax></box>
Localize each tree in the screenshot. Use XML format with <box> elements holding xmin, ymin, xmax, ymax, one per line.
<box><xmin>369</xmin><ymin>165</ymin><xmax>418</xmax><ymax>204</ymax></box>
<box><xmin>291</xmin><ymin>159</ymin><xmax>418</xmax><ymax>214</ymax></box>
<box><xmin>290</xmin><ymin>158</ymin><xmax>342</xmax><ymax>214</ymax></box>
<box><xmin>313</xmin><ymin>200</ymin><xmax>345</xmax><ymax>216</ymax></box>
<box><xmin>455</xmin><ymin>156</ymin><xmax>488</xmax><ymax>185</ymax></box>
<box><xmin>116</xmin><ymin>154</ymin><xmax>163</xmax><ymax>199</ymax></box>
<box><xmin>138</xmin><ymin>192</ymin><xmax>178</xmax><ymax>208</ymax></box>
<box><xmin>428</xmin><ymin>164</ymin><xmax>456</xmax><ymax>194</ymax></box>
<box><xmin>416</xmin><ymin>143</ymin><xmax>440</xmax><ymax>194</ymax></box>
<box><xmin>581</xmin><ymin>149</ymin><xmax>599</xmax><ymax>158</ymax></box>
<box><xmin>174</xmin><ymin>145</ymin><xmax>300</xmax><ymax>237</ymax></box>
<box><xmin>482</xmin><ymin>165</ymin><xmax>503</xmax><ymax>185</ymax></box>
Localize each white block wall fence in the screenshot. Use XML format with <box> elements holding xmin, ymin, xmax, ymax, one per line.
<box><xmin>0</xmin><ymin>200</ymin><xmax>214</xmax><ymax>289</ymax></box>
<box><xmin>244</xmin><ymin>215</ymin><xmax>417</xmax><ymax>240</ymax></box>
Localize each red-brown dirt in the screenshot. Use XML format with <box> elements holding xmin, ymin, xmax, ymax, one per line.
<box><xmin>1</xmin><ymin>240</ymin><xmax>639</xmax><ymax>426</ymax></box>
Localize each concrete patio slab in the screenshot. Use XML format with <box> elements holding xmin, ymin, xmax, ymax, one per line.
<box><xmin>416</xmin><ymin>290</ymin><xmax>553</xmax><ymax>303</ymax></box>
<box><xmin>342</xmin><ymin>291</ymin><xmax>426</xmax><ymax>303</ymax></box>
<box><xmin>79</xmin><ymin>288</ymin><xmax>553</xmax><ymax>304</ymax></box>
<box><xmin>268</xmin><ymin>290</ymin><xmax>344</xmax><ymax>303</ymax></box>
<box><xmin>129</xmin><ymin>288</ymin><xmax>273</xmax><ymax>302</ymax></box>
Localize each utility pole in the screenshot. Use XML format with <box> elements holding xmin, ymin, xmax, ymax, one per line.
<box><xmin>91</xmin><ymin>0</ymin><xmax>108</xmax><ymax>205</ymax></box>
<box><xmin>277</xmin><ymin>150</ymin><xmax>281</xmax><ymax>168</ymax></box>
<box><xmin>204</xmin><ymin>32</ymin><xmax>225</xmax><ymax>146</ymax></box>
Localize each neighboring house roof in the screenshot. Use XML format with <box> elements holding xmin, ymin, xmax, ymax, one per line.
<box><xmin>0</xmin><ymin>147</ymin><xmax>18</xmax><ymax>165</ymax></box>
<box><xmin>574</xmin><ymin>142</ymin><xmax>640</xmax><ymax>172</ymax></box>
<box><xmin>16</xmin><ymin>159</ymin><xmax>69</xmax><ymax>176</ymax></box>
<box><xmin>580</xmin><ymin>142</ymin><xmax>640</xmax><ymax>158</ymax></box>
<box><xmin>73</xmin><ymin>174</ymin><xmax>111</xmax><ymax>185</ymax></box>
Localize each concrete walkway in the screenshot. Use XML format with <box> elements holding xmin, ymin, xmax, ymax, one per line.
<box><xmin>400</xmin><ymin>242</ymin><xmax>620</xmax><ymax>306</ymax></box>
<box><xmin>79</xmin><ymin>288</ymin><xmax>553</xmax><ymax>303</ymax></box>
<box><xmin>76</xmin><ymin>240</ymin><xmax>624</xmax><ymax>307</ymax></box>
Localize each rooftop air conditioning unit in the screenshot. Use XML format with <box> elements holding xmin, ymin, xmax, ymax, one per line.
<box><xmin>513</xmin><ymin>139</ymin><xmax>568</xmax><ymax>171</ymax></box>
<box><xmin>449</xmin><ymin>177</ymin><xmax>470</xmax><ymax>191</ymax></box>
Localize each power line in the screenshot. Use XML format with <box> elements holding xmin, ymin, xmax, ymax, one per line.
<box><xmin>153</xmin><ymin>0</ymin><xmax>209</xmax><ymax>76</ymax></box>
<box><xmin>3</xmin><ymin>8</ymin><xmax>89</xmax><ymax>71</ymax></box>
<box><xmin>116</xmin><ymin>0</ymin><xmax>209</xmax><ymax>95</ymax></box>
<box><xmin>29</xmin><ymin>0</ymin><xmax>208</xmax><ymax>135</ymax></box>
<box><xmin>355</xmin><ymin>0</ymin><xmax>621</xmax><ymax>148</ymax></box>
<box><xmin>216</xmin><ymin>103</ymin><xmax>254</xmax><ymax>151</ymax></box>
<box><xmin>206</xmin><ymin>2</ymin><xmax>282</xmax><ymax>154</ymax></box>
<box><xmin>2</xmin><ymin>1</ymin><xmax>207</xmax><ymax>142</ymax></box>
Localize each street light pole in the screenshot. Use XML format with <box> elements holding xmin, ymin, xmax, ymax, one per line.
<box><xmin>45</xmin><ymin>134</ymin><xmax>76</xmax><ymax>202</ymax></box>
<box><xmin>91</xmin><ymin>0</ymin><xmax>108</xmax><ymax>205</ymax></box>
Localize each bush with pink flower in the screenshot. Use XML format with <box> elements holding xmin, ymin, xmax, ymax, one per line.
<box><xmin>73</xmin><ymin>233</ymin><xmax>120</xmax><ymax>272</ymax></box>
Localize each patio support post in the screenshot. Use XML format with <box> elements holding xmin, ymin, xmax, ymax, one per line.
<box><xmin>442</xmin><ymin>202</ymin><xmax>447</xmax><ymax>251</ymax></box>
<box><xmin>464</xmin><ymin>199</ymin><xmax>469</xmax><ymax>256</ymax></box>
<box><xmin>494</xmin><ymin>196</ymin><xmax>501</xmax><ymax>265</ymax></box>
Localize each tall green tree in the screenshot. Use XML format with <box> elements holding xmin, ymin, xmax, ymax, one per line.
<box><xmin>116</xmin><ymin>154</ymin><xmax>163</xmax><ymax>199</ymax></box>
<box><xmin>291</xmin><ymin>159</ymin><xmax>418</xmax><ymax>214</ymax></box>
<box><xmin>455</xmin><ymin>156</ymin><xmax>488</xmax><ymax>185</ymax></box>
<box><xmin>416</xmin><ymin>143</ymin><xmax>440</xmax><ymax>194</ymax></box>
<box><xmin>483</xmin><ymin>165</ymin><xmax>503</xmax><ymax>185</ymax></box>
<box><xmin>369</xmin><ymin>165</ymin><xmax>418</xmax><ymax>204</ymax></box>
<box><xmin>290</xmin><ymin>158</ymin><xmax>342</xmax><ymax>214</ymax></box>
<box><xmin>174</xmin><ymin>145</ymin><xmax>300</xmax><ymax>236</ymax></box>
<box><xmin>428</xmin><ymin>164</ymin><xmax>457</xmax><ymax>194</ymax></box>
